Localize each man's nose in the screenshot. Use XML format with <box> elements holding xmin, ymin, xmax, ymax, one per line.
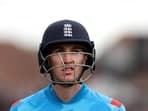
<box><xmin>62</xmin><ymin>53</ymin><xmax>74</xmax><ymax>64</ymax></box>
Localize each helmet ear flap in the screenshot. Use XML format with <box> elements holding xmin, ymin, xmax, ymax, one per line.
<box><xmin>38</xmin><ymin>44</ymin><xmax>49</xmax><ymax>74</ymax></box>
<box><xmin>85</xmin><ymin>41</ymin><xmax>96</xmax><ymax>71</ymax></box>
<box><xmin>92</xmin><ymin>47</ymin><xmax>96</xmax><ymax>71</ymax></box>
<box><xmin>90</xmin><ymin>41</ymin><xmax>96</xmax><ymax>71</ymax></box>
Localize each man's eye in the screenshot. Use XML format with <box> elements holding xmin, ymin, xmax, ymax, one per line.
<box><xmin>53</xmin><ymin>49</ymin><xmax>63</xmax><ymax>53</ymax></box>
<box><xmin>72</xmin><ymin>49</ymin><xmax>82</xmax><ymax>52</ymax></box>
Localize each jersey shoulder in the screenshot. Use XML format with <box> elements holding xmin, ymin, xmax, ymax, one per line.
<box><xmin>97</xmin><ymin>92</ymin><xmax>126</xmax><ymax>111</ymax></box>
<box><xmin>86</xmin><ymin>86</ymin><xmax>126</xmax><ymax>111</ymax></box>
<box><xmin>111</xmin><ymin>99</ymin><xmax>122</xmax><ymax>108</ymax></box>
<box><xmin>110</xmin><ymin>98</ymin><xmax>126</xmax><ymax>111</ymax></box>
<box><xmin>10</xmin><ymin>99</ymin><xmax>21</xmax><ymax>108</ymax></box>
<box><xmin>9</xmin><ymin>85</ymin><xmax>50</xmax><ymax>111</ymax></box>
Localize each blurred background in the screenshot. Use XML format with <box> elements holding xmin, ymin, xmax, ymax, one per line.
<box><xmin>1</xmin><ymin>0</ymin><xmax>148</xmax><ymax>111</ymax></box>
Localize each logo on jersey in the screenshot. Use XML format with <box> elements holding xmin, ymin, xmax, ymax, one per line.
<box><xmin>63</xmin><ymin>24</ymin><xmax>72</xmax><ymax>37</ymax></box>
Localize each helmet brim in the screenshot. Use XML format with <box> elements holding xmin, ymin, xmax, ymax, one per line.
<box><xmin>42</xmin><ymin>39</ymin><xmax>93</xmax><ymax>55</ymax></box>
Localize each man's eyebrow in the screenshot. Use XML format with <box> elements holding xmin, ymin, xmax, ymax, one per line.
<box><xmin>72</xmin><ymin>45</ymin><xmax>86</xmax><ymax>50</ymax></box>
<box><xmin>50</xmin><ymin>45</ymin><xmax>62</xmax><ymax>50</ymax></box>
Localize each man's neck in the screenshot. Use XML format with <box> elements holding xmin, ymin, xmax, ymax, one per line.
<box><xmin>52</xmin><ymin>84</ymin><xmax>81</xmax><ymax>102</ymax></box>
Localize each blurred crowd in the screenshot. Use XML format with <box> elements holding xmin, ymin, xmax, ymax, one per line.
<box><xmin>0</xmin><ymin>32</ymin><xmax>148</xmax><ymax>111</ymax></box>
<box><xmin>89</xmin><ymin>32</ymin><xmax>148</xmax><ymax>111</ymax></box>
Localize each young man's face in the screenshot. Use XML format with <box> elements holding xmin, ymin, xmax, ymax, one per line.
<box><xmin>47</xmin><ymin>43</ymin><xmax>88</xmax><ymax>83</ymax></box>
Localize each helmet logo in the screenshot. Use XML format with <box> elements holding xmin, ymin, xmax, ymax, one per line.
<box><xmin>63</xmin><ymin>24</ymin><xmax>72</xmax><ymax>37</ymax></box>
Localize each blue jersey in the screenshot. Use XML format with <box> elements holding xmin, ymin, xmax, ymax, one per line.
<box><xmin>10</xmin><ymin>84</ymin><xmax>126</xmax><ymax>111</ymax></box>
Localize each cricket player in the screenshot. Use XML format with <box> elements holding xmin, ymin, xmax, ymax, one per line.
<box><xmin>10</xmin><ymin>19</ymin><xmax>126</xmax><ymax>111</ymax></box>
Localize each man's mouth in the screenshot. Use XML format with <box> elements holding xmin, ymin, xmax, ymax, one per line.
<box><xmin>61</xmin><ymin>65</ymin><xmax>74</xmax><ymax>74</ymax></box>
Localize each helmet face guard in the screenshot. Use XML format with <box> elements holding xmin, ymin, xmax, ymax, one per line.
<box><xmin>38</xmin><ymin>19</ymin><xmax>96</xmax><ymax>84</ymax></box>
<box><xmin>39</xmin><ymin>51</ymin><xmax>95</xmax><ymax>84</ymax></box>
